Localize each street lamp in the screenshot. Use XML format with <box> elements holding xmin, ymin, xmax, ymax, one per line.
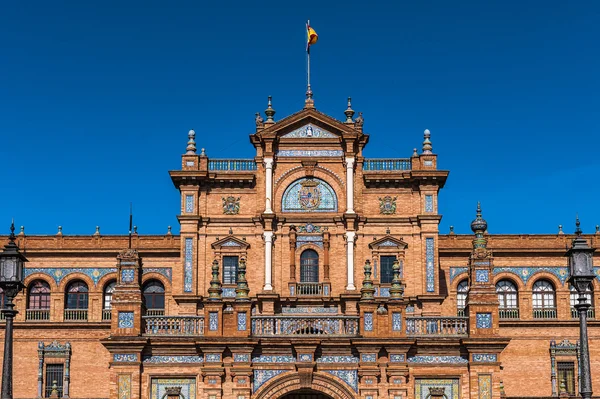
<box><xmin>566</xmin><ymin>218</ymin><xmax>594</xmax><ymax>399</ymax></box>
<box><xmin>0</xmin><ymin>221</ymin><xmax>27</xmax><ymax>399</ymax></box>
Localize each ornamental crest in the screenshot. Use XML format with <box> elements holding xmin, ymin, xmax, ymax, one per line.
<box><xmin>379</xmin><ymin>196</ymin><xmax>397</xmax><ymax>215</ymax></box>
<box><xmin>222</xmin><ymin>196</ymin><xmax>240</xmax><ymax>215</ymax></box>
<box><xmin>299</xmin><ymin>179</ymin><xmax>321</xmax><ymax>210</ymax></box>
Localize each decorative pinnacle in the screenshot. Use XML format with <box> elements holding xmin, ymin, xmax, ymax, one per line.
<box><xmin>229</xmin><ymin>227</ymin><xmax>233</xmax><ymax>235</ymax></box>
<box><xmin>265</xmin><ymin>96</ymin><xmax>276</xmax><ymax>122</ymax></box>
<box><xmin>167</xmin><ymin>226</ymin><xmax>172</xmax><ymax>235</ymax></box>
<box><xmin>94</xmin><ymin>226</ymin><xmax>100</xmax><ymax>236</ymax></box>
<box><xmin>558</xmin><ymin>225</ymin><xmax>564</xmax><ymax>234</ymax></box>
<box><xmin>19</xmin><ymin>226</ymin><xmax>25</xmax><ymax>236</ymax></box>
<box><xmin>186</xmin><ymin>129</ymin><xmax>196</xmax><ymax>154</ymax></box>
<box><xmin>422</xmin><ymin>129</ymin><xmax>432</xmax><ymax>154</ymax></box>
<box><xmin>412</xmin><ymin>148</ymin><xmax>418</xmax><ymax>157</ymax></box>
<box><xmin>304</xmin><ymin>86</ymin><xmax>315</xmax><ymax>109</ymax></box>
<box><xmin>57</xmin><ymin>226</ymin><xmax>63</xmax><ymax>235</ymax></box>
<box><xmin>575</xmin><ymin>215</ymin><xmax>582</xmax><ymax>236</ymax></box>
<box><xmin>471</xmin><ymin>202</ymin><xmax>489</xmax><ymax>250</ymax></box>
<box><xmin>344</xmin><ymin>97</ymin><xmax>355</xmax><ymax>123</ymax></box>
<box><xmin>449</xmin><ymin>226</ymin><xmax>455</xmax><ymax>235</ymax></box>
<box><xmin>595</xmin><ymin>225</ymin><xmax>599</xmax><ymax>234</ymax></box>
<box><xmin>9</xmin><ymin>219</ymin><xmax>15</xmax><ymax>241</ymax></box>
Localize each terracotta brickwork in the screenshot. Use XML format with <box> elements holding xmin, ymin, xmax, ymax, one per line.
<box><xmin>1</xmin><ymin>101</ymin><xmax>599</xmax><ymax>399</ymax></box>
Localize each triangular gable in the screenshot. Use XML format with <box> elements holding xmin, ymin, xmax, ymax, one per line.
<box><xmin>211</xmin><ymin>236</ymin><xmax>250</xmax><ymax>250</ymax></box>
<box><xmin>281</xmin><ymin>123</ymin><xmax>338</xmax><ymax>139</ymax></box>
<box><xmin>369</xmin><ymin>236</ymin><xmax>408</xmax><ymax>250</ymax></box>
<box><xmin>255</xmin><ymin>108</ymin><xmax>359</xmax><ymax>139</ymax></box>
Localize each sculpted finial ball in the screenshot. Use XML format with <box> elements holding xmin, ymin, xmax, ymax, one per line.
<box><xmin>424</xmin><ymin>129</ymin><xmax>430</xmax><ymax>135</ymax></box>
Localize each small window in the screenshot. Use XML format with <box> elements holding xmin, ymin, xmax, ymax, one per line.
<box><xmin>457</xmin><ymin>280</ymin><xmax>468</xmax><ymax>315</ymax></box>
<box><xmin>496</xmin><ymin>280</ymin><xmax>518</xmax><ymax>309</ymax></box>
<box><xmin>557</xmin><ymin>362</ymin><xmax>575</xmax><ymax>395</ymax></box>
<box><xmin>300</xmin><ymin>249</ymin><xmax>319</xmax><ymax>283</ymax></box>
<box><xmin>143</xmin><ymin>280</ymin><xmax>165</xmax><ymax>310</ymax></box>
<box><xmin>532</xmin><ymin>280</ymin><xmax>555</xmax><ymax>309</ymax></box>
<box><xmin>223</xmin><ymin>256</ymin><xmax>239</xmax><ymax>285</ymax></box>
<box><xmin>103</xmin><ymin>281</ymin><xmax>116</xmax><ymax>309</ymax></box>
<box><xmin>29</xmin><ymin>280</ymin><xmax>51</xmax><ymax>310</ymax></box>
<box><xmin>380</xmin><ymin>256</ymin><xmax>397</xmax><ymax>284</ymax></box>
<box><xmin>45</xmin><ymin>364</ymin><xmax>64</xmax><ymax>398</ymax></box>
<box><xmin>65</xmin><ymin>281</ymin><xmax>88</xmax><ymax>310</ymax></box>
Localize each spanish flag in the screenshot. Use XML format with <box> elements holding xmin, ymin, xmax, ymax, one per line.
<box><xmin>306</xmin><ymin>22</ymin><xmax>318</xmax><ymax>53</ymax></box>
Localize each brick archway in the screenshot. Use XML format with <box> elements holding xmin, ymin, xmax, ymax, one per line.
<box><xmin>280</xmin><ymin>390</ymin><xmax>332</xmax><ymax>399</ymax></box>
<box><xmin>253</xmin><ymin>372</ymin><xmax>356</xmax><ymax>399</ymax></box>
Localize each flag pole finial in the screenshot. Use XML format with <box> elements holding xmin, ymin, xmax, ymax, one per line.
<box><xmin>304</xmin><ymin>20</ymin><xmax>317</xmax><ymax>109</ymax></box>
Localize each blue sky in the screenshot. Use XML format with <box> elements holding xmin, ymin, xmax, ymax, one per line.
<box><xmin>1</xmin><ymin>1</ymin><xmax>599</xmax><ymax>235</ymax></box>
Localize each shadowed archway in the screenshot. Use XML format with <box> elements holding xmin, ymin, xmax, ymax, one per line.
<box><xmin>280</xmin><ymin>390</ymin><xmax>332</xmax><ymax>399</ymax></box>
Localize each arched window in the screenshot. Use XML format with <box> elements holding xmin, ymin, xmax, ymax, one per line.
<box><xmin>532</xmin><ymin>279</ymin><xmax>556</xmax><ymax>318</ymax></box>
<box><xmin>104</xmin><ymin>281</ymin><xmax>116</xmax><ymax>309</ymax></box>
<box><xmin>65</xmin><ymin>281</ymin><xmax>89</xmax><ymax>309</ymax></box>
<box><xmin>143</xmin><ymin>280</ymin><xmax>165</xmax><ymax>315</ymax></box>
<box><xmin>570</xmin><ymin>285</ymin><xmax>594</xmax><ymax>319</ymax></box>
<box><xmin>496</xmin><ymin>280</ymin><xmax>519</xmax><ymax>319</ymax></box>
<box><xmin>28</xmin><ymin>280</ymin><xmax>51</xmax><ymax>309</ymax></box>
<box><xmin>300</xmin><ymin>249</ymin><xmax>319</xmax><ymax>283</ymax></box>
<box><xmin>456</xmin><ymin>280</ymin><xmax>468</xmax><ymax>316</ymax></box>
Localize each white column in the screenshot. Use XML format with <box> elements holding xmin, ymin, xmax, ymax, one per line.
<box><xmin>345</xmin><ymin>231</ymin><xmax>356</xmax><ymax>290</ymax></box>
<box><xmin>264</xmin><ymin>157</ymin><xmax>274</xmax><ymax>213</ymax></box>
<box><xmin>263</xmin><ymin>231</ymin><xmax>273</xmax><ymax>291</ymax></box>
<box><xmin>345</xmin><ymin>157</ymin><xmax>355</xmax><ymax>213</ymax></box>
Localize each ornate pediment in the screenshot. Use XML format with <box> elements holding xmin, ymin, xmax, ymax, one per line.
<box><xmin>211</xmin><ymin>236</ymin><xmax>250</xmax><ymax>250</ymax></box>
<box><xmin>369</xmin><ymin>236</ymin><xmax>408</xmax><ymax>250</ymax></box>
<box><xmin>281</xmin><ymin>123</ymin><xmax>338</xmax><ymax>139</ymax></box>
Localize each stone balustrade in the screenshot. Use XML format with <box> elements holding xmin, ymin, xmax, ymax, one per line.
<box><xmin>363</xmin><ymin>158</ymin><xmax>411</xmax><ymax>171</ymax></box>
<box><xmin>64</xmin><ymin>309</ymin><xmax>88</xmax><ymax>322</ymax></box>
<box><xmin>405</xmin><ymin>316</ymin><xmax>468</xmax><ymax>337</ymax></box>
<box><xmin>251</xmin><ymin>315</ymin><xmax>359</xmax><ymax>337</ymax></box>
<box><xmin>144</xmin><ymin>316</ymin><xmax>205</xmax><ymax>336</ymax></box>
<box><xmin>26</xmin><ymin>309</ymin><xmax>50</xmax><ymax>321</ymax></box>
<box><xmin>208</xmin><ymin>159</ymin><xmax>257</xmax><ymax>171</ymax></box>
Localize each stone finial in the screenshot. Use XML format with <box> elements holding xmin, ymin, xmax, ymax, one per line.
<box><xmin>19</xmin><ymin>226</ymin><xmax>25</xmax><ymax>236</ymax></box>
<box><xmin>559</xmin><ymin>379</ymin><xmax>569</xmax><ymax>397</ymax></box>
<box><xmin>265</xmin><ymin>96</ymin><xmax>276</xmax><ymax>123</ymax></box>
<box><xmin>360</xmin><ymin>260</ymin><xmax>375</xmax><ymax>300</ymax></box>
<box><xmin>499</xmin><ymin>380</ymin><xmax>506</xmax><ymax>398</ymax></box>
<box><xmin>94</xmin><ymin>226</ymin><xmax>100</xmax><ymax>236</ymax></box>
<box><xmin>575</xmin><ymin>215</ymin><xmax>582</xmax><ymax>236</ymax></box>
<box><xmin>471</xmin><ymin>202</ymin><xmax>488</xmax><ymax>250</ymax></box>
<box><xmin>229</xmin><ymin>227</ymin><xmax>233</xmax><ymax>235</ymax></box>
<box><xmin>255</xmin><ymin>112</ymin><xmax>264</xmax><ymax>129</ymax></box>
<box><xmin>50</xmin><ymin>381</ymin><xmax>59</xmax><ymax>398</ymax></box>
<box><xmin>449</xmin><ymin>226</ymin><xmax>455</xmax><ymax>235</ymax></box>
<box><xmin>186</xmin><ymin>129</ymin><xmax>196</xmax><ymax>154</ymax></box>
<box><xmin>304</xmin><ymin>85</ymin><xmax>315</xmax><ymax>109</ymax></box>
<box><xmin>235</xmin><ymin>257</ymin><xmax>250</xmax><ymax>301</ymax></box>
<box><xmin>422</xmin><ymin>129</ymin><xmax>432</xmax><ymax>154</ymax></box>
<box><xmin>344</xmin><ymin>97</ymin><xmax>355</xmax><ymax>123</ymax></box>
<box><xmin>558</xmin><ymin>225</ymin><xmax>564</xmax><ymax>235</ymax></box>
<box><xmin>57</xmin><ymin>226</ymin><xmax>63</xmax><ymax>236</ymax></box>
<box><xmin>354</xmin><ymin>112</ymin><xmax>364</xmax><ymax>128</ymax></box>
<box><xmin>389</xmin><ymin>260</ymin><xmax>404</xmax><ymax>299</ymax></box>
<box><xmin>412</xmin><ymin>148</ymin><xmax>418</xmax><ymax>157</ymax></box>
<box><xmin>167</xmin><ymin>226</ymin><xmax>172</xmax><ymax>236</ymax></box>
<box><xmin>200</xmin><ymin>148</ymin><xmax>206</xmax><ymax>156</ymax></box>
<box><xmin>596</xmin><ymin>225</ymin><xmax>599</xmax><ymax>234</ymax></box>
<box><xmin>376</xmin><ymin>303</ymin><xmax>388</xmax><ymax>315</ymax></box>
<box><xmin>133</xmin><ymin>226</ymin><xmax>138</xmax><ymax>234</ymax></box>
<box><xmin>208</xmin><ymin>259</ymin><xmax>222</xmax><ymax>300</ymax></box>
<box><xmin>386</xmin><ymin>227</ymin><xmax>391</xmax><ymax>235</ymax></box>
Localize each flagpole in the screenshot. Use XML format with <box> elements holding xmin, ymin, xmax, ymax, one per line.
<box><xmin>306</xmin><ymin>20</ymin><xmax>313</xmax><ymax>104</ymax></box>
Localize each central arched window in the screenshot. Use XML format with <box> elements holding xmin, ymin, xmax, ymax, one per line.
<box><xmin>496</xmin><ymin>280</ymin><xmax>519</xmax><ymax>319</ymax></box>
<box><xmin>143</xmin><ymin>280</ymin><xmax>165</xmax><ymax>315</ymax></box>
<box><xmin>65</xmin><ymin>281</ymin><xmax>88</xmax><ymax>309</ymax></box>
<box><xmin>456</xmin><ymin>280</ymin><xmax>468</xmax><ymax>316</ymax></box>
<box><xmin>28</xmin><ymin>280</ymin><xmax>51</xmax><ymax>309</ymax></box>
<box><xmin>570</xmin><ymin>285</ymin><xmax>594</xmax><ymax>319</ymax></box>
<box><xmin>300</xmin><ymin>249</ymin><xmax>319</xmax><ymax>283</ymax></box>
<box><xmin>532</xmin><ymin>279</ymin><xmax>556</xmax><ymax>318</ymax></box>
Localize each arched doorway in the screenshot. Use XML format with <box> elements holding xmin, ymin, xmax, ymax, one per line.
<box><xmin>280</xmin><ymin>390</ymin><xmax>332</xmax><ymax>399</ymax></box>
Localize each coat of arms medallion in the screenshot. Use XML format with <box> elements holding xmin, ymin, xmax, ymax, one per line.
<box><xmin>379</xmin><ymin>196</ymin><xmax>397</xmax><ymax>215</ymax></box>
<box><xmin>298</xmin><ymin>179</ymin><xmax>321</xmax><ymax>210</ymax></box>
<box><xmin>222</xmin><ymin>196</ymin><xmax>241</xmax><ymax>215</ymax></box>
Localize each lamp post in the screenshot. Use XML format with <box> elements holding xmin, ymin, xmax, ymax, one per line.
<box><xmin>566</xmin><ymin>218</ymin><xmax>594</xmax><ymax>399</ymax></box>
<box><xmin>0</xmin><ymin>221</ymin><xmax>27</xmax><ymax>399</ymax></box>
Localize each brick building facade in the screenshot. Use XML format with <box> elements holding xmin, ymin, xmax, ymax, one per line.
<box><xmin>1</xmin><ymin>96</ymin><xmax>598</xmax><ymax>399</ymax></box>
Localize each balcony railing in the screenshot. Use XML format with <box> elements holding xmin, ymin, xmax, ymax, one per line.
<box><xmin>363</xmin><ymin>158</ymin><xmax>411</xmax><ymax>171</ymax></box>
<box><xmin>571</xmin><ymin>307</ymin><xmax>595</xmax><ymax>319</ymax></box>
<box><xmin>26</xmin><ymin>309</ymin><xmax>50</xmax><ymax>321</ymax></box>
<box><xmin>146</xmin><ymin>308</ymin><xmax>165</xmax><ymax>316</ymax></box>
<box><xmin>102</xmin><ymin>309</ymin><xmax>112</xmax><ymax>321</ymax></box>
<box><xmin>251</xmin><ymin>315</ymin><xmax>359</xmax><ymax>337</ymax></box>
<box><xmin>144</xmin><ymin>316</ymin><xmax>205</xmax><ymax>336</ymax></box>
<box><xmin>457</xmin><ymin>308</ymin><xmax>465</xmax><ymax>317</ymax></box>
<box><xmin>405</xmin><ymin>316</ymin><xmax>468</xmax><ymax>337</ymax></box>
<box><xmin>64</xmin><ymin>309</ymin><xmax>88</xmax><ymax>321</ymax></box>
<box><xmin>208</xmin><ymin>159</ymin><xmax>257</xmax><ymax>171</ymax></box>
<box><xmin>499</xmin><ymin>308</ymin><xmax>520</xmax><ymax>319</ymax></box>
<box><xmin>533</xmin><ymin>308</ymin><xmax>557</xmax><ymax>319</ymax></box>
<box><xmin>296</xmin><ymin>282</ymin><xmax>324</xmax><ymax>296</ymax></box>
<box><xmin>0</xmin><ymin>312</ymin><xmax>5</xmax><ymax>321</ymax></box>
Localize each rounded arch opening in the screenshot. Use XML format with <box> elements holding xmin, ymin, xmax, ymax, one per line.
<box><xmin>143</xmin><ymin>279</ymin><xmax>165</xmax><ymax>314</ymax></box>
<box><xmin>280</xmin><ymin>390</ymin><xmax>333</xmax><ymax>399</ymax></box>
<box><xmin>281</xmin><ymin>177</ymin><xmax>338</xmax><ymax>213</ymax></box>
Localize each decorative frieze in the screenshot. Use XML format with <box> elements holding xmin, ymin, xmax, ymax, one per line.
<box><xmin>450</xmin><ymin>266</ymin><xmax>588</xmax><ymax>286</ymax></box>
<box><xmin>280</xmin><ymin>306</ymin><xmax>338</xmax><ymax>314</ymax></box>
<box><xmin>252</xmin><ymin>355</ymin><xmax>295</xmax><ymax>363</ymax></box>
<box><xmin>25</xmin><ymin>267</ymin><xmax>116</xmax><ymax>286</ymax></box>
<box><xmin>407</xmin><ymin>356</ymin><xmax>468</xmax><ymax>364</ymax></box>
<box><xmin>426</xmin><ymin>238</ymin><xmax>435</xmax><ymax>292</ymax></box>
<box><xmin>205</xmin><ymin>354</ymin><xmax>222</xmax><ymax>362</ymax></box>
<box><xmin>143</xmin><ymin>355</ymin><xmax>202</xmax><ymax>363</ymax></box>
<box><xmin>299</xmin><ymin>354</ymin><xmax>313</xmax><ymax>362</ymax></box>
<box><xmin>317</xmin><ymin>356</ymin><xmax>359</xmax><ymax>363</ymax></box>
<box><xmin>281</xmin><ymin>123</ymin><xmax>337</xmax><ymax>138</ymax></box>
<box><xmin>113</xmin><ymin>354</ymin><xmax>138</xmax><ymax>362</ymax></box>
<box><xmin>390</xmin><ymin>354</ymin><xmax>405</xmax><ymax>363</ymax></box>
<box><xmin>184</xmin><ymin>238</ymin><xmax>193</xmax><ymax>292</ymax></box>
<box><xmin>277</xmin><ymin>150</ymin><xmax>344</xmax><ymax>157</ymax></box>
<box><xmin>233</xmin><ymin>354</ymin><xmax>250</xmax><ymax>362</ymax></box>
<box><xmin>472</xmin><ymin>354</ymin><xmax>497</xmax><ymax>363</ymax></box>
<box><xmin>361</xmin><ymin>354</ymin><xmax>377</xmax><ymax>363</ymax></box>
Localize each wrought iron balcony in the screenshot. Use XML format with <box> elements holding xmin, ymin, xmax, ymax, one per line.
<box><xmin>571</xmin><ymin>307</ymin><xmax>595</xmax><ymax>319</ymax></box>
<box><xmin>251</xmin><ymin>315</ymin><xmax>359</xmax><ymax>337</ymax></box>
<box><xmin>208</xmin><ymin>159</ymin><xmax>257</xmax><ymax>171</ymax></box>
<box><xmin>363</xmin><ymin>158</ymin><xmax>411</xmax><ymax>171</ymax></box>
<box><xmin>144</xmin><ymin>315</ymin><xmax>205</xmax><ymax>336</ymax></box>
<box><xmin>102</xmin><ymin>309</ymin><xmax>112</xmax><ymax>321</ymax></box>
<box><xmin>405</xmin><ymin>316</ymin><xmax>468</xmax><ymax>337</ymax></box>
<box><xmin>26</xmin><ymin>309</ymin><xmax>50</xmax><ymax>321</ymax></box>
<box><xmin>64</xmin><ymin>309</ymin><xmax>88</xmax><ymax>322</ymax></box>
<box><xmin>499</xmin><ymin>308</ymin><xmax>520</xmax><ymax>319</ymax></box>
<box><xmin>533</xmin><ymin>308</ymin><xmax>557</xmax><ymax>319</ymax></box>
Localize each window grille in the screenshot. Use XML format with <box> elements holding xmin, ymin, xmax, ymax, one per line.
<box><xmin>65</xmin><ymin>281</ymin><xmax>88</xmax><ymax>309</ymax></box>
<box><xmin>223</xmin><ymin>256</ymin><xmax>239</xmax><ymax>285</ymax></box>
<box><xmin>496</xmin><ymin>280</ymin><xmax>518</xmax><ymax>308</ymax></box>
<box><xmin>380</xmin><ymin>256</ymin><xmax>396</xmax><ymax>284</ymax></box>
<box><xmin>143</xmin><ymin>280</ymin><xmax>165</xmax><ymax>310</ymax></box>
<box><xmin>300</xmin><ymin>250</ymin><xmax>319</xmax><ymax>283</ymax></box>
<box><xmin>557</xmin><ymin>361</ymin><xmax>575</xmax><ymax>395</ymax></box>
<box><xmin>45</xmin><ymin>364</ymin><xmax>64</xmax><ymax>398</ymax></box>
<box><xmin>532</xmin><ymin>280</ymin><xmax>555</xmax><ymax>308</ymax></box>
